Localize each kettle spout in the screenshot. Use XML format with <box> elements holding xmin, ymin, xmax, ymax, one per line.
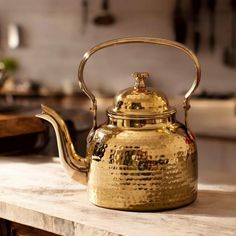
<box><xmin>36</xmin><ymin>105</ymin><xmax>88</xmax><ymax>184</ymax></box>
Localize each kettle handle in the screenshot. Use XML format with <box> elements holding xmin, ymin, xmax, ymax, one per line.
<box><xmin>78</xmin><ymin>37</ymin><xmax>201</xmax><ymax>130</ymax></box>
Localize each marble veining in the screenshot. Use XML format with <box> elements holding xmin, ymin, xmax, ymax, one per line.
<box><xmin>0</xmin><ymin>156</ymin><xmax>236</xmax><ymax>236</ymax></box>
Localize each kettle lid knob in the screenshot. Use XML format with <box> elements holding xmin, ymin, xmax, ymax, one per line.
<box><xmin>132</xmin><ymin>72</ymin><xmax>149</xmax><ymax>91</ymax></box>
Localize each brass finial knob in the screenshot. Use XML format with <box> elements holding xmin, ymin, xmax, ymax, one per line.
<box><xmin>132</xmin><ymin>72</ymin><xmax>149</xmax><ymax>90</ymax></box>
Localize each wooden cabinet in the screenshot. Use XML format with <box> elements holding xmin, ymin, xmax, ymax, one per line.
<box><xmin>0</xmin><ymin>219</ymin><xmax>59</xmax><ymax>236</ymax></box>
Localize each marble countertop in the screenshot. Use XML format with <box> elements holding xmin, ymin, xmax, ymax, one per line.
<box><xmin>0</xmin><ymin>156</ymin><xmax>236</xmax><ymax>236</ymax></box>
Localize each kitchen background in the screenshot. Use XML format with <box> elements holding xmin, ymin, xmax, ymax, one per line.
<box><xmin>0</xmin><ymin>0</ymin><xmax>235</xmax><ymax>95</ymax></box>
<box><xmin>0</xmin><ymin>0</ymin><xmax>235</xmax><ymax>181</ymax></box>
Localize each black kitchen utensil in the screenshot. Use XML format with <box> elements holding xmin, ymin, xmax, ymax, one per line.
<box><xmin>223</xmin><ymin>0</ymin><xmax>236</xmax><ymax>68</ymax></box>
<box><xmin>192</xmin><ymin>0</ymin><xmax>202</xmax><ymax>53</ymax></box>
<box><xmin>207</xmin><ymin>0</ymin><xmax>217</xmax><ymax>52</ymax></box>
<box><xmin>81</xmin><ymin>0</ymin><xmax>89</xmax><ymax>33</ymax></box>
<box><xmin>93</xmin><ymin>0</ymin><xmax>115</xmax><ymax>26</ymax></box>
<box><xmin>173</xmin><ymin>0</ymin><xmax>188</xmax><ymax>44</ymax></box>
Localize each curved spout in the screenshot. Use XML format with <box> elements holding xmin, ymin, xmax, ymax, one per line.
<box><xmin>36</xmin><ymin>105</ymin><xmax>88</xmax><ymax>184</ymax></box>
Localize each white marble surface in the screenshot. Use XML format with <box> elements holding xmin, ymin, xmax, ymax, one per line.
<box><xmin>0</xmin><ymin>156</ymin><xmax>236</xmax><ymax>236</ymax></box>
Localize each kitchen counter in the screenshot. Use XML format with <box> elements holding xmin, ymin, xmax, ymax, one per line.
<box><xmin>0</xmin><ymin>156</ymin><xmax>236</xmax><ymax>236</ymax></box>
<box><xmin>171</xmin><ymin>98</ymin><xmax>236</xmax><ymax>139</ymax></box>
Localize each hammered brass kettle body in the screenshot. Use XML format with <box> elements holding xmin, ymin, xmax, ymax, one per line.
<box><xmin>36</xmin><ymin>37</ymin><xmax>201</xmax><ymax>211</ymax></box>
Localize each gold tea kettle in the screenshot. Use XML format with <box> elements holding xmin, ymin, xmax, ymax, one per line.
<box><xmin>36</xmin><ymin>37</ymin><xmax>201</xmax><ymax>211</ymax></box>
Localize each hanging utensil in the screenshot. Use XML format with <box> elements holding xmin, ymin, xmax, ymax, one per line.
<box><xmin>81</xmin><ymin>0</ymin><xmax>89</xmax><ymax>34</ymax></box>
<box><xmin>192</xmin><ymin>0</ymin><xmax>202</xmax><ymax>53</ymax></box>
<box><xmin>7</xmin><ymin>24</ymin><xmax>21</xmax><ymax>49</ymax></box>
<box><xmin>207</xmin><ymin>0</ymin><xmax>217</xmax><ymax>52</ymax></box>
<box><xmin>223</xmin><ymin>0</ymin><xmax>236</xmax><ymax>68</ymax></box>
<box><xmin>173</xmin><ymin>0</ymin><xmax>188</xmax><ymax>44</ymax></box>
<box><xmin>93</xmin><ymin>0</ymin><xmax>115</xmax><ymax>26</ymax></box>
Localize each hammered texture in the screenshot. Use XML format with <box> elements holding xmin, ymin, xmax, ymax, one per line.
<box><xmin>87</xmin><ymin>122</ymin><xmax>197</xmax><ymax>211</ymax></box>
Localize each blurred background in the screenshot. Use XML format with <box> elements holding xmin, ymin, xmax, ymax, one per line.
<box><xmin>0</xmin><ymin>0</ymin><xmax>235</xmax><ymax>183</ymax></box>
<box><xmin>0</xmin><ymin>0</ymin><xmax>236</xmax><ymax>94</ymax></box>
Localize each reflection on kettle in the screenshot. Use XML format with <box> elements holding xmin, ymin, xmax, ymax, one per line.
<box><xmin>36</xmin><ymin>37</ymin><xmax>201</xmax><ymax>211</ymax></box>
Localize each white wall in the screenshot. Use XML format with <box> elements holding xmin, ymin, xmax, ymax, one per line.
<box><xmin>0</xmin><ymin>0</ymin><xmax>235</xmax><ymax>96</ymax></box>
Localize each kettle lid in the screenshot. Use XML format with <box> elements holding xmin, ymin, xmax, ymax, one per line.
<box><xmin>107</xmin><ymin>72</ymin><xmax>176</xmax><ymax>119</ymax></box>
